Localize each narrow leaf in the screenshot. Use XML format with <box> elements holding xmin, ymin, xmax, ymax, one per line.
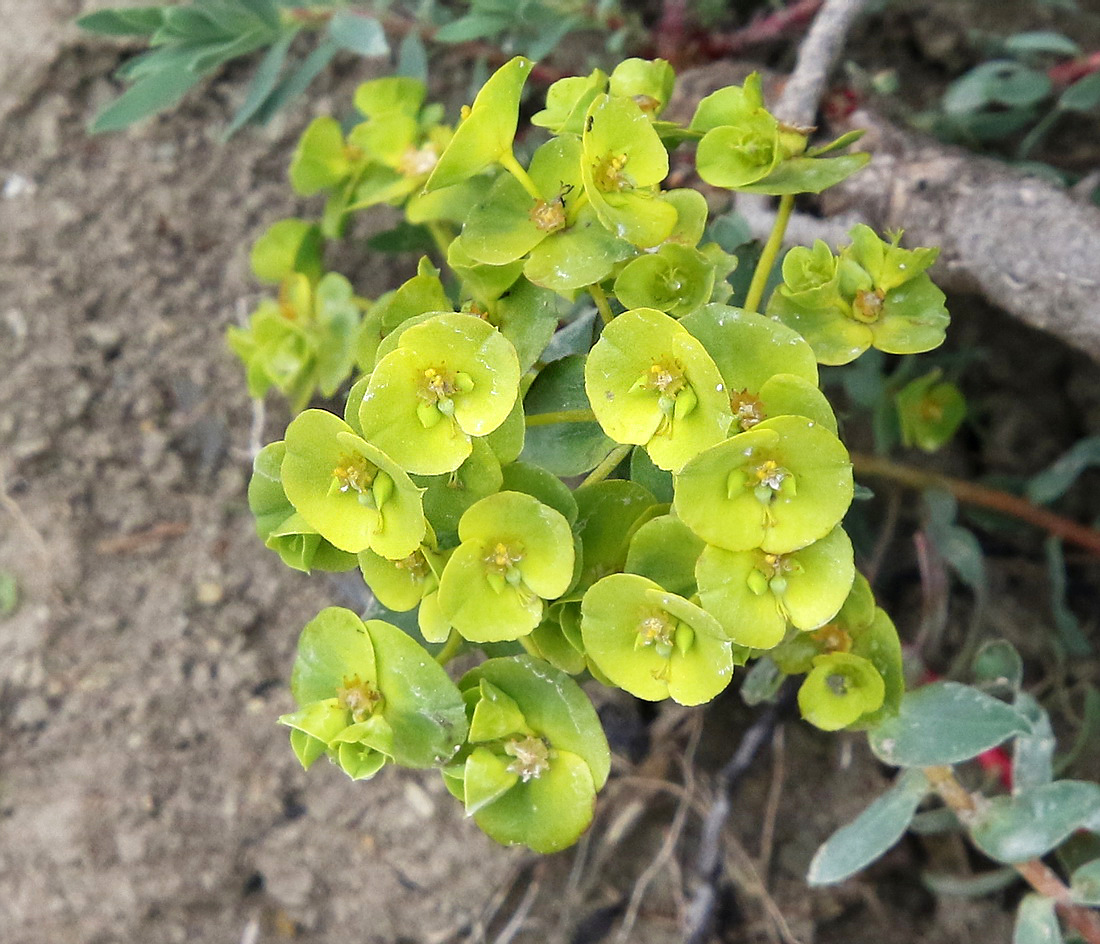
<box><xmin>327</xmin><ymin>11</ymin><xmax>388</xmax><ymax>57</ymax></box>
<box><xmin>1027</xmin><ymin>435</ymin><xmax>1100</xmax><ymax>503</ymax></box>
<box><xmin>808</xmin><ymin>769</ymin><xmax>929</xmax><ymax>885</ymax></box>
<box><xmin>869</xmin><ymin>682</ymin><xmax>1032</xmax><ymax>767</ymax></box>
<box><xmin>76</xmin><ymin>8</ymin><xmax>165</xmax><ymax>36</ymax></box>
<box><xmin>251</xmin><ymin>40</ymin><xmax>339</xmax><ymax>125</ymax></box>
<box><xmin>1012</xmin><ymin>693</ymin><xmax>1055</xmax><ymax>795</ymax></box>
<box><xmin>224</xmin><ymin>30</ymin><xmax>294</xmax><ymax>136</ymax></box>
<box><xmin>89</xmin><ymin>67</ymin><xmax>200</xmax><ymax>133</ymax></box>
<box><xmin>396</xmin><ymin>31</ymin><xmax>429</xmax><ymax>83</ymax></box>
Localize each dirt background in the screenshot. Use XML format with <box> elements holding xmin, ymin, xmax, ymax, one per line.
<box><xmin>0</xmin><ymin>2</ymin><xmax>1097</xmax><ymax>943</ymax></box>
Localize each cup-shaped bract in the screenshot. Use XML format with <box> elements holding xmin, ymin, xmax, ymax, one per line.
<box><xmin>415</xmin><ymin>437</ymin><xmax>504</xmax><ymax>539</ymax></box>
<box><xmin>437</xmin><ymin>491</ymin><xmax>575</xmax><ymax>642</ymax></box>
<box><xmin>281</xmin><ymin>409</ymin><xmax>426</xmax><ymax>558</ymax></box>
<box><xmin>357</xmin><ymin>543</ymin><xmax>442</xmax><ymax>613</ymax></box>
<box><xmin>249</xmin><ymin>441</ymin><xmax>357</xmax><ymax>574</ymax></box>
<box><xmin>532</xmin><ymin>69</ymin><xmax>608</xmax><ymax>135</ymax></box>
<box><xmin>692</xmin><ymin>75</ymin><xmax>785</xmax><ymax>190</ymax></box>
<box><xmin>797</xmin><ymin>652</ymin><xmax>886</xmax><ymax>732</ymax></box>
<box><xmin>581</xmin><ymin>573</ymin><xmax>735</xmax><ymax>705</ymax></box>
<box><xmin>674</xmin><ymin>415</ymin><xmax>853</xmax><ymax>554</ymax></box>
<box><xmin>523</xmin><ymin>204</ymin><xmax>636</xmax><ymax>294</ymax></box>
<box><xmin>460</xmin><ymin>135</ymin><xmax>586</xmax><ymax>267</ymax></box>
<box><xmin>424</xmin><ymin>56</ymin><xmax>533</xmax><ymax>192</ymax></box>
<box><xmin>585</xmin><ymin>307</ymin><xmax>732</xmax><ymax>472</ymax></box>
<box><xmin>279</xmin><ymin>607</ymin><xmax>468</xmax><ymax>780</ymax></box>
<box><xmin>580</xmin><ymin>94</ymin><xmax>677</xmax><ymax>248</ymax></box>
<box><xmin>608</xmin><ymin>58</ymin><xmax>675</xmax><ymax>116</ymax></box>
<box><xmin>680</xmin><ymin>304</ymin><xmax>836</xmax><ymax>434</ymax></box>
<box><xmin>453</xmin><ymin>656</ymin><xmax>610</xmax><ymax>853</ymax></box>
<box><xmin>695</xmin><ymin>526</ymin><xmax>855</xmax><ymax>649</ymax></box>
<box><xmin>613</xmin><ymin>244</ymin><xmax>715</xmax><ymax>317</ymax></box>
<box><xmin>359</xmin><ymin>313</ymin><xmax>521</xmax><ymax>476</ymax></box>
<box><xmin>768</xmin><ymin>227</ymin><xmax>950</xmax><ymax>366</ymax></box>
<box><xmin>249</xmin><ymin>218</ymin><xmax>323</xmax><ymax>285</ymax></box>
<box><xmin>290</xmin><ymin>116</ymin><xmax>354</xmax><ymax>195</ymax></box>
<box><xmin>895</xmin><ymin>369</ymin><xmax>966</xmax><ymax>452</ymax></box>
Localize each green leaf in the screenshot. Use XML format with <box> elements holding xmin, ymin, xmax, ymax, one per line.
<box><xmin>523</xmin><ymin>355</ymin><xmax>616</xmax><ymax>476</ymax></box>
<box><xmin>737</xmin><ymin>154</ymin><xmax>870</xmax><ymax>195</ymax></box>
<box><xmin>1014</xmin><ymin>895</ymin><xmax>1063</xmax><ymax>944</ymax></box>
<box><xmin>1060</xmin><ymin>72</ymin><xmax>1100</xmax><ymax>112</ymax></box>
<box><xmin>625</xmin><ymin>515</ymin><xmax>704</xmax><ymax>597</ymax></box>
<box><xmin>89</xmin><ymin>66</ymin><xmax>201</xmax><ymax>133</ymax></box>
<box><xmin>972</xmin><ymin>640</ymin><xmax>1024</xmax><ymax>695</ymax></box>
<box><xmin>396</xmin><ymin>32</ymin><xmax>429</xmax><ymax>83</ymax></box>
<box><xmin>1012</xmin><ymin>693</ymin><xmax>1055</xmax><ymax>795</ymax></box>
<box><xmin>1005</xmin><ymin>31</ymin><xmax>1079</xmax><ymax>58</ymax></box>
<box><xmin>971</xmin><ymin>781</ymin><xmax>1100</xmax><ymax>863</ymax></box>
<box><xmin>807</xmin><ymin>769</ymin><xmax>929</xmax><ymax>885</ymax></box>
<box><xmin>77</xmin><ymin>7</ymin><xmax>165</xmax><ymax>36</ymax></box>
<box><xmin>251</xmin><ymin>40</ymin><xmax>339</xmax><ymax>125</ymax></box>
<box><xmin>869</xmin><ymin>682</ymin><xmax>1032</xmax><ymax>767</ymax></box>
<box><xmin>1027</xmin><ymin>435</ymin><xmax>1100</xmax><ymax>503</ymax></box>
<box><xmin>630</xmin><ymin>446</ymin><xmax>673</xmax><ymax>503</ymax></box>
<box><xmin>1070</xmin><ymin>858</ymin><xmax>1100</xmax><ymax>906</ymax></box>
<box><xmin>328</xmin><ymin>11</ymin><xmax>388</xmax><ymax>56</ymax></box>
<box><xmin>0</xmin><ymin>572</ymin><xmax>18</xmax><ymax>617</ymax></box>
<box><xmin>572</xmin><ymin>480</ymin><xmax>656</xmax><ymax>595</ymax></box>
<box><xmin>225</xmin><ymin>31</ymin><xmax>294</xmax><ymax>137</ymax></box>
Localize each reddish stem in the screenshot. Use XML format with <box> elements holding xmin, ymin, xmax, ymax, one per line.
<box><xmin>703</xmin><ymin>0</ymin><xmax>824</xmax><ymax>58</ymax></box>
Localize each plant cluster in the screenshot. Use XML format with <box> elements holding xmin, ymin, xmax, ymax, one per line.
<box><xmin>231</xmin><ymin>55</ymin><xmax>966</xmax><ymax>855</ymax></box>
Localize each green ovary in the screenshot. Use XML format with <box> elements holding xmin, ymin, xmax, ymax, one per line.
<box><xmin>333</xmin><ymin>454</ymin><xmax>378</xmax><ymax>498</ymax></box>
<box><xmin>483</xmin><ymin>541</ymin><xmax>530</xmax><ymax>594</ymax></box>
<box><xmin>416</xmin><ymin>366</ymin><xmax>475</xmax><ymax>428</ymax></box>
<box><xmin>635</xmin><ymin>609</ymin><xmax>676</xmax><ymax>659</ymax></box>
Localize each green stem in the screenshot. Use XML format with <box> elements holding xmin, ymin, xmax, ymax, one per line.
<box><xmin>1017</xmin><ymin>108</ymin><xmax>1062</xmax><ymax>162</ymax></box>
<box><xmin>589</xmin><ymin>283</ymin><xmax>615</xmax><ymax>325</ymax></box>
<box><xmin>498</xmin><ymin>150</ymin><xmax>543</xmax><ymax>202</ymax></box>
<box><xmin>525</xmin><ymin>408</ymin><xmax>597</xmax><ymax>427</ymax></box>
<box><xmin>743</xmin><ymin>193</ymin><xmax>795</xmax><ymax>315</ymax></box>
<box><xmin>427</xmin><ymin>221</ymin><xmax>454</xmax><ymax>267</ymax></box>
<box><xmin>434</xmin><ymin>629</ymin><xmax>463</xmax><ymax>666</ymax></box>
<box><xmin>581</xmin><ymin>444</ymin><xmax>631</xmax><ymax>487</ymax></box>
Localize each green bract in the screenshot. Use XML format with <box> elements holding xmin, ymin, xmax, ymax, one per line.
<box><xmin>896</xmin><ymin>369</ymin><xmax>966</xmax><ymax>452</ymax></box>
<box><xmin>437</xmin><ymin>491</ymin><xmax>575</xmax><ymax>642</ymax></box>
<box><xmin>798</xmin><ymin>652</ymin><xmax>886</xmax><ymax>732</ymax></box>
<box><xmin>680</xmin><ymin>304</ymin><xmax>837</xmax><ymax>434</ymax></box>
<box><xmin>675</xmin><ymin>415</ymin><xmax>853</xmax><ymax>554</ymax></box>
<box><xmin>452</xmin><ymin>656</ymin><xmax>609</xmax><ymax>853</ymax></box>
<box><xmin>290</xmin><ymin>116</ymin><xmax>353</xmax><ymax>196</ymax></box>
<box><xmin>249</xmin><ymin>441</ymin><xmax>357</xmax><ymax>574</ymax></box>
<box><xmin>580</xmin><ymin>94</ymin><xmax>677</xmax><ymax>248</ymax></box>
<box><xmin>581</xmin><ymin>573</ymin><xmax>735</xmax><ymax>705</ymax></box>
<box><xmin>532</xmin><ymin>69</ymin><xmax>608</xmax><ymax>135</ymax></box>
<box><xmin>359</xmin><ymin>313</ymin><xmax>521</xmax><ymax>475</ymax></box>
<box><xmin>585</xmin><ymin>307</ymin><xmax>732</xmax><ymax>471</ymax></box>
<box><xmin>280</xmin><ymin>608</ymin><xmax>468</xmax><ymax>779</ymax></box>
<box><xmin>608</xmin><ymin>58</ymin><xmax>675</xmax><ymax>116</ymax></box>
<box><xmin>425</xmin><ymin>56</ymin><xmax>533</xmax><ymax>192</ymax></box>
<box><xmin>768</xmin><ymin>226</ymin><xmax>950</xmax><ymax>365</ymax></box>
<box><xmin>281</xmin><ymin>409</ymin><xmax>425</xmax><ymax>558</ymax></box>
<box><xmin>613</xmin><ymin>244</ymin><xmax>715</xmax><ymax>316</ymax></box>
<box><xmin>227</xmin><ymin>272</ymin><xmax>364</xmax><ymax>411</ymax></box>
<box><xmin>696</xmin><ymin>526</ymin><xmax>855</xmax><ymax>649</ymax></box>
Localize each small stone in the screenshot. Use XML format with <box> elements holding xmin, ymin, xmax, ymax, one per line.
<box><xmin>196</xmin><ymin>581</ymin><xmax>224</xmax><ymax>605</ymax></box>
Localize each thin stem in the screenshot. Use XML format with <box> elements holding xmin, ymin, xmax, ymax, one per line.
<box><xmin>581</xmin><ymin>444</ymin><xmax>631</xmax><ymax>487</ymax></box>
<box><xmin>498</xmin><ymin>151</ymin><xmax>543</xmax><ymax>202</ymax></box>
<box><xmin>588</xmin><ymin>283</ymin><xmax>615</xmax><ymax>325</ymax></box>
<box><xmin>925</xmin><ymin>766</ymin><xmax>1100</xmax><ymax>944</ymax></box>
<box><xmin>434</xmin><ymin>629</ymin><xmax>462</xmax><ymax>666</ymax></box>
<box><xmin>851</xmin><ymin>452</ymin><xmax>1100</xmax><ymax>558</ymax></box>
<box><xmin>427</xmin><ymin>221</ymin><xmax>454</xmax><ymax>270</ymax></box>
<box><xmin>525</xmin><ymin>409</ymin><xmax>596</xmax><ymax>428</ymax></box>
<box><xmin>743</xmin><ymin>193</ymin><xmax>795</xmax><ymax>314</ymax></box>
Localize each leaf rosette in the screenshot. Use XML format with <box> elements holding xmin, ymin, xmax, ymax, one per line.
<box><xmin>280</xmin><ymin>607</ymin><xmax>468</xmax><ymax>780</ymax></box>
<box><xmin>674</xmin><ymin>414</ymin><xmax>853</xmax><ymax>554</ymax></box>
<box><xmin>581</xmin><ymin>573</ymin><xmax>735</xmax><ymax>705</ymax></box>
<box><xmin>437</xmin><ymin>491</ymin><xmax>575</xmax><ymax>642</ymax></box>
<box><xmin>281</xmin><ymin>409</ymin><xmax>426</xmax><ymax>558</ymax></box>
<box><xmin>359</xmin><ymin>312</ymin><xmax>521</xmax><ymax>475</ymax></box>
<box><xmin>447</xmin><ymin>656</ymin><xmax>610</xmax><ymax>853</ymax></box>
<box><xmin>585</xmin><ymin>307</ymin><xmax>732</xmax><ymax>471</ymax></box>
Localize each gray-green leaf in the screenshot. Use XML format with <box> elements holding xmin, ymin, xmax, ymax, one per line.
<box><xmin>1012</xmin><ymin>693</ymin><xmax>1055</xmax><ymax>795</ymax></box>
<box><xmin>327</xmin><ymin>12</ymin><xmax>388</xmax><ymax>58</ymax></box>
<box><xmin>808</xmin><ymin>769</ymin><xmax>929</xmax><ymax>885</ymax></box>
<box><xmin>869</xmin><ymin>682</ymin><xmax>1032</xmax><ymax>767</ymax></box>
<box><xmin>971</xmin><ymin>781</ymin><xmax>1100</xmax><ymax>864</ymax></box>
<box><xmin>89</xmin><ymin>66</ymin><xmax>201</xmax><ymax>133</ymax></box>
<box><xmin>1014</xmin><ymin>894</ymin><xmax>1062</xmax><ymax>944</ymax></box>
<box><xmin>1070</xmin><ymin>858</ymin><xmax>1100</xmax><ymax>906</ymax></box>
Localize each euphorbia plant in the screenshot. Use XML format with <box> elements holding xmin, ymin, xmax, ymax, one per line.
<box><xmin>234</xmin><ymin>56</ymin><xmax>1100</xmax><ymax>938</ymax></box>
